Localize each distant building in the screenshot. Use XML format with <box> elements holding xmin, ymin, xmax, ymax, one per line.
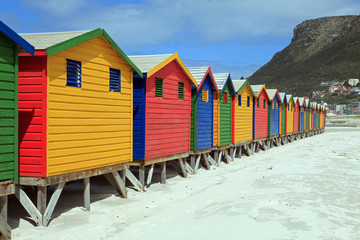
<box><xmin>348</xmin><ymin>78</ymin><xmax>359</xmax><ymax>87</ymax></box>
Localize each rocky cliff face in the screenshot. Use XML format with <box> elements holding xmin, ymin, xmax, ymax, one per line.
<box><xmin>249</xmin><ymin>15</ymin><xmax>360</xmax><ymax>96</ymax></box>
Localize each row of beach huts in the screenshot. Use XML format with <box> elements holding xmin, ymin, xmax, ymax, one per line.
<box><xmin>0</xmin><ymin>21</ymin><xmax>326</xmax><ymax>238</ymax></box>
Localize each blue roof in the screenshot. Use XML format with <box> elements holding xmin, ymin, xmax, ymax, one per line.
<box><xmin>0</xmin><ymin>20</ymin><xmax>34</xmax><ymax>55</ymax></box>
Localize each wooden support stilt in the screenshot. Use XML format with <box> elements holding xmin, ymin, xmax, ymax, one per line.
<box><xmin>37</xmin><ymin>186</ymin><xmax>47</xmax><ymax>215</ymax></box>
<box><xmin>185</xmin><ymin>162</ymin><xmax>194</xmax><ymax>174</ymax></box>
<box><xmin>0</xmin><ymin>196</ymin><xmax>7</xmax><ymax>223</ymax></box>
<box><xmin>190</xmin><ymin>155</ymin><xmax>196</xmax><ymax>170</ymax></box>
<box><xmin>224</xmin><ymin>150</ymin><xmax>231</xmax><ymax>163</ymax></box>
<box><xmin>237</xmin><ymin>147</ymin><xmax>242</xmax><ymax>158</ymax></box>
<box><xmin>232</xmin><ymin>148</ymin><xmax>236</xmax><ymax>160</ymax></box>
<box><xmin>214</xmin><ymin>151</ymin><xmax>219</xmax><ymax>164</ymax></box>
<box><xmin>160</xmin><ymin>162</ymin><xmax>166</xmax><ymax>184</ymax></box>
<box><xmin>255</xmin><ymin>142</ymin><xmax>260</xmax><ymax>152</ymax></box>
<box><xmin>139</xmin><ymin>166</ymin><xmax>145</xmax><ymax>189</ymax></box>
<box><xmin>194</xmin><ymin>155</ymin><xmax>201</xmax><ymax>172</ymax></box>
<box><xmin>15</xmin><ymin>186</ymin><xmax>42</xmax><ymax>226</ymax></box>
<box><xmin>202</xmin><ymin>154</ymin><xmax>210</xmax><ymax>170</ymax></box>
<box><xmin>207</xmin><ymin>154</ymin><xmax>217</xmax><ymax>166</ymax></box>
<box><xmin>229</xmin><ymin>148</ymin><xmax>234</xmax><ymax>161</ymax></box>
<box><xmin>120</xmin><ymin>170</ymin><xmax>126</xmax><ymax>184</ymax></box>
<box><xmin>178</xmin><ymin>158</ymin><xmax>188</xmax><ymax>178</ymax></box>
<box><xmin>111</xmin><ymin>171</ymin><xmax>127</xmax><ymax>197</ymax></box>
<box><xmin>0</xmin><ymin>197</ymin><xmax>10</xmax><ymax>240</ymax></box>
<box><xmin>43</xmin><ymin>182</ymin><xmax>66</xmax><ymax>227</ymax></box>
<box><xmin>125</xmin><ymin>169</ymin><xmax>143</xmax><ymax>192</ymax></box>
<box><xmin>217</xmin><ymin>151</ymin><xmax>223</xmax><ymax>165</ymax></box>
<box><xmin>83</xmin><ymin>178</ymin><xmax>90</xmax><ymax>211</ymax></box>
<box><xmin>146</xmin><ymin>164</ymin><xmax>154</xmax><ymax>187</ymax></box>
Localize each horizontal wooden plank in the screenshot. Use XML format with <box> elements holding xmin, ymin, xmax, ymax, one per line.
<box><xmin>48</xmin><ymin>124</ymin><xmax>131</xmax><ymax>134</ymax></box>
<box><xmin>48</xmin><ymin>131</ymin><xmax>131</xmax><ymax>142</ymax></box>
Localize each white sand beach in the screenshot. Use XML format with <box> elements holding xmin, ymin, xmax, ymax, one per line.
<box><xmin>10</xmin><ymin>127</ymin><xmax>360</xmax><ymax>240</ymax></box>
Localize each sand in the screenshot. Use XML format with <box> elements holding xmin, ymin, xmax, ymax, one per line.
<box><xmin>10</xmin><ymin>127</ymin><xmax>360</xmax><ymax>240</ymax></box>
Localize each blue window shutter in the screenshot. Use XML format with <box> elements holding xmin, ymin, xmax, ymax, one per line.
<box><xmin>66</xmin><ymin>59</ymin><xmax>81</xmax><ymax>88</ymax></box>
<box><xmin>238</xmin><ymin>95</ymin><xmax>241</xmax><ymax>106</ymax></box>
<box><xmin>247</xmin><ymin>96</ymin><xmax>250</xmax><ymax>107</ymax></box>
<box><xmin>109</xmin><ymin>68</ymin><xmax>121</xmax><ymax>92</ymax></box>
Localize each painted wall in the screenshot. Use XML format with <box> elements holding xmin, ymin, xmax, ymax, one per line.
<box><xmin>293</xmin><ymin>101</ymin><xmax>299</xmax><ymax>132</ymax></box>
<box><xmin>133</xmin><ymin>76</ymin><xmax>146</xmax><ymax>159</ymax></box>
<box><xmin>279</xmin><ymin>103</ymin><xmax>286</xmax><ymax>135</ymax></box>
<box><xmin>269</xmin><ymin>96</ymin><xmax>280</xmax><ymax>137</ymax></box>
<box><xmin>219</xmin><ymin>81</ymin><xmax>232</xmax><ymax>146</ymax></box>
<box><xmin>299</xmin><ymin>107</ymin><xmax>304</xmax><ymax>131</ymax></box>
<box><xmin>213</xmin><ymin>93</ymin><xmax>220</xmax><ymax>147</ymax></box>
<box><xmin>234</xmin><ymin>85</ymin><xmax>253</xmax><ymax>143</ymax></box>
<box><xmin>0</xmin><ymin>32</ymin><xmax>18</xmax><ymax>182</ymax></box>
<box><xmin>254</xmin><ymin>89</ymin><xmax>269</xmax><ymax>139</ymax></box>
<box><xmin>144</xmin><ymin>60</ymin><xmax>191</xmax><ymax>159</ymax></box>
<box><xmin>194</xmin><ymin>76</ymin><xmax>213</xmax><ymax>150</ymax></box>
<box><xmin>286</xmin><ymin>101</ymin><xmax>294</xmax><ymax>133</ymax></box>
<box><xmin>46</xmin><ymin>36</ymin><xmax>133</xmax><ymax>176</ymax></box>
<box><xmin>18</xmin><ymin>53</ymin><xmax>47</xmax><ymax>177</ymax></box>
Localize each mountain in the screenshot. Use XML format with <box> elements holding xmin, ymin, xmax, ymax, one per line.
<box><xmin>249</xmin><ymin>15</ymin><xmax>360</xmax><ymax>96</ymax></box>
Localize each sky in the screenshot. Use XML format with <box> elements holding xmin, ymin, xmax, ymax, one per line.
<box><xmin>2</xmin><ymin>0</ymin><xmax>360</xmax><ymax>79</ymax></box>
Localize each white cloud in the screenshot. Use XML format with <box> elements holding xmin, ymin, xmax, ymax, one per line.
<box><xmin>20</xmin><ymin>0</ymin><xmax>360</xmax><ymax>47</ymax></box>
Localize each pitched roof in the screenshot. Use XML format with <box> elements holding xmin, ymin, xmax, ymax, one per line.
<box><xmin>213</xmin><ymin>73</ymin><xmax>236</xmax><ymax>94</ymax></box>
<box><xmin>20</xmin><ymin>30</ymin><xmax>89</xmax><ymax>49</ymax></box>
<box><xmin>286</xmin><ymin>94</ymin><xmax>294</xmax><ymax>104</ymax></box>
<box><xmin>251</xmin><ymin>84</ymin><xmax>270</xmax><ymax>99</ymax></box>
<box><xmin>20</xmin><ymin>28</ymin><xmax>142</xmax><ymax>76</ymax></box>
<box><xmin>129</xmin><ymin>52</ymin><xmax>197</xmax><ymax>86</ymax></box>
<box><xmin>232</xmin><ymin>79</ymin><xmax>255</xmax><ymax>97</ymax></box>
<box><xmin>128</xmin><ymin>54</ymin><xmax>172</xmax><ymax>73</ymax></box>
<box><xmin>279</xmin><ymin>92</ymin><xmax>287</xmax><ymax>103</ymax></box>
<box><xmin>188</xmin><ymin>66</ymin><xmax>219</xmax><ymax>93</ymax></box>
<box><xmin>266</xmin><ymin>89</ymin><xmax>281</xmax><ymax>102</ymax></box>
<box><xmin>298</xmin><ymin>97</ymin><xmax>305</xmax><ymax>106</ymax></box>
<box><xmin>0</xmin><ymin>20</ymin><xmax>34</xmax><ymax>55</ymax></box>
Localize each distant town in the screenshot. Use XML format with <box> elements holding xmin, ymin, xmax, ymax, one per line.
<box><xmin>313</xmin><ymin>78</ymin><xmax>360</xmax><ymax>115</ymax></box>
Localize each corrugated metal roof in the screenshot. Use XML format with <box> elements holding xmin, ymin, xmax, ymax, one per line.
<box><xmin>188</xmin><ymin>66</ymin><xmax>209</xmax><ymax>85</ymax></box>
<box><xmin>213</xmin><ymin>73</ymin><xmax>229</xmax><ymax>89</ymax></box>
<box><xmin>20</xmin><ymin>30</ymin><xmax>91</xmax><ymax>49</ymax></box>
<box><xmin>128</xmin><ymin>54</ymin><xmax>172</xmax><ymax>73</ymax></box>
<box><xmin>251</xmin><ymin>84</ymin><xmax>264</xmax><ymax>96</ymax></box>
<box><xmin>266</xmin><ymin>89</ymin><xmax>278</xmax><ymax>100</ymax></box>
<box><xmin>232</xmin><ymin>80</ymin><xmax>246</xmax><ymax>92</ymax></box>
<box><xmin>293</xmin><ymin>96</ymin><xmax>298</xmax><ymax>104</ymax></box>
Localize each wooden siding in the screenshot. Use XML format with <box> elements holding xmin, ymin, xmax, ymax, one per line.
<box><xmin>280</xmin><ymin>104</ymin><xmax>286</xmax><ymax>135</ymax></box>
<box><xmin>286</xmin><ymin>101</ymin><xmax>294</xmax><ymax>133</ymax></box>
<box><xmin>299</xmin><ymin>107</ymin><xmax>304</xmax><ymax>131</ymax></box>
<box><xmin>0</xmin><ymin>33</ymin><xmax>18</xmax><ymax>182</ymax></box>
<box><xmin>133</xmin><ymin>76</ymin><xmax>146</xmax><ymax>159</ymax></box>
<box><xmin>213</xmin><ymin>92</ymin><xmax>220</xmax><ymax>147</ymax></box>
<box><xmin>144</xmin><ymin>60</ymin><xmax>191</xmax><ymax>160</ymax></box>
<box><xmin>234</xmin><ymin>85</ymin><xmax>253</xmax><ymax>143</ymax></box>
<box><xmin>47</xmin><ymin>36</ymin><xmax>133</xmax><ymax>176</ymax></box>
<box><xmin>254</xmin><ymin>90</ymin><xmax>269</xmax><ymax>139</ymax></box>
<box><xmin>269</xmin><ymin>96</ymin><xmax>280</xmax><ymax>137</ymax></box>
<box><xmin>293</xmin><ymin>101</ymin><xmax>299</xmax><ymax>132</ymax></box>
<box><xmin>219</xmin><ymin>82</ymin><xmax>232</xmax><ymax>146</ymax></box>
<box><xmin>18</xmin><ymin>53</ymin><xmax>47</xmax><ymax>177</ymax></box>
<box><xmin>190</xmin><ymin>88</ymin><xmax>197</xmax><ymax>151</ymax></box>
<box><xmin>195</xmin><ymin>76</ymin><xmax>213</xmax><ymax>150</ymax></box>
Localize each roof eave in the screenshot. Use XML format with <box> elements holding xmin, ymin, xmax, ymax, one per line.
<box><xmin>147</xmin><ymin>52</ymin><xmax>197</xmax><ymax>86</ymax></box>
<box><xmin>197</xmin><ymin>67</ymin><xmax>219</xmax><ymax>94</ymax></box>
<box><xmin>0</xmin><ymin>20</ymin><xmax>34</xmax><ymax>55</ymax></box>
<box><xmin>45</xmin><ymin>28</ymin><xmax>143</xmax><ymax>77</ymax></box>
